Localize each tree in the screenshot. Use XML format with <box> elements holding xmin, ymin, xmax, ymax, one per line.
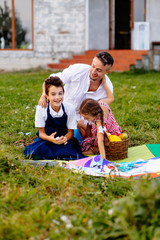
<box><xmin>0</xmin><ymin>0</ymin><xmax>27</xmax><ymax>49</ymax></box>
<box><xmin>0</xmin><ymin>1</ymin><xmax>12</xmax><ymax>48</ymax></box>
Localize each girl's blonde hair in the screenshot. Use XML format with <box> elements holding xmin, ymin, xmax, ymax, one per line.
<box><xmin>79</xmin><ymin>99</ymin><xmax>104</xmax><ymax>126</ymax></box>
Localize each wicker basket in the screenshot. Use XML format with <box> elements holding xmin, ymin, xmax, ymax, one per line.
<box><xmin>104</xmin><ymin>130</ymin><xmax>130</xmax><ymax>160</ymax></box>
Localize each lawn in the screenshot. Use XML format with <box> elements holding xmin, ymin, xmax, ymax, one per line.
<box><xmin>0</xmin><ymin>69</ymin><xmax>160</xmax><ymax>240</ymax></box>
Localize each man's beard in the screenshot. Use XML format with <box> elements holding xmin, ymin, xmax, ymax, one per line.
<box><xmin>89</xmin><ymin>74</ymin><xmax>97</xmax><ymax>81</ymax></box>
<box><xmin>90</xmin><ymin>77</ymin><xmax>97</xmax><ymax>81</ymax></box>
<box><xmin>89</xmin><ymin>75</ymin><xmax>102</xmax><ymax>82</ymax></box>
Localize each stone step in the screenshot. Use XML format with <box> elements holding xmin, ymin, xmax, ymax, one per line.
<box><xmin>48</xmin><ymin>50</ymin><xmax>148</xmax><ymax>71</ymax></box>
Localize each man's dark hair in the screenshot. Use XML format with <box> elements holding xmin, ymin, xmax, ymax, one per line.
<box><xmin>45</xmin><ymin>76</ymin><xmax>64</xmax><ymax>95</ymax></box>
<box><xmin>96</xmin><ymin>51</ymin><xmax>114</xmax><ymax>67</ymax></box>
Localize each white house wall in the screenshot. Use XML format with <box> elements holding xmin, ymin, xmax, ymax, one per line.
<box><xmin>0</xmin><ymin>0</ymin><xmax>86</xmax><ymax>71</ymax></box>
<box><xmin>87</xmin><ymin>0</ymin><xmax>109</xmax><ymax>50</ymax></box>
<box><xmin>146</xmin><ymin>0</ymin><xmax>160</xmax><ymax>48</ymax></box>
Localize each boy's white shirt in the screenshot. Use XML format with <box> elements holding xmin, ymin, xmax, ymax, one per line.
<box><xmin>35</xmin><ymin>101</ymin><xmax>77</xmax><ymax>130</ymax></box>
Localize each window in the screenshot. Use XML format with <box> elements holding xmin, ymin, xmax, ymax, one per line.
<box><xmin>0</xmin><ymin>0</ymin><xmax>33</xmax><ymax>50</ymax></box>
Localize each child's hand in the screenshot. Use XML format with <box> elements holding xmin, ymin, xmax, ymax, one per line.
<box><xmin>49</xmin><ymin>132</ymin><xmax>68</xmax><ymax>145</ymax></box>
<box><xmin>49</xmin><ymin>132</ymin><xmax>62</xmax><ymax>144</ymax></box>
<box><xmin>54</xmin><ymin>136</ymin><xmax>67</xmax><ymax>145</ymax></box>
<box><xmin>60</xmin><ymin>136</ymin><xmax>68</xmax><ymax>145</ymax></box>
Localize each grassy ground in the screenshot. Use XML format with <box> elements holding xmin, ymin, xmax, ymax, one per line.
<box><xmin>0</xmin><ymin>69</ymin><xmax>160</xmax><ymax>240</ymax></box>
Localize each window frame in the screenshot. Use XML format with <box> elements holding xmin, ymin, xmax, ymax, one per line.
<box><xmin>0</xmin><ymin>0</ymin><xmax>34</xmax><ymax>51</ymax></box>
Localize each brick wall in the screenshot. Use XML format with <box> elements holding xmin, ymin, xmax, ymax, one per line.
<box><xmin>0</xmin><ymin>0</ymin><xmax>85</xmax><ymax>71</ymax></box>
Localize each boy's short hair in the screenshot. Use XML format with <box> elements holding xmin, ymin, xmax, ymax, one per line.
<box><xmin>45</xmin><ymin>76</ymin><xmax>64</xmax><ymax>95</ymax></box>
<box><xmin>96</xmin><ymin>51</ymin><xmax>114</xmax><ymax>67</ymax></box>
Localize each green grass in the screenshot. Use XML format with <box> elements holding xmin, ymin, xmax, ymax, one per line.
<box><xmin>0</xmin><ymin>69</ymin><xmax>160</xmax><ymax>240</ymax></box>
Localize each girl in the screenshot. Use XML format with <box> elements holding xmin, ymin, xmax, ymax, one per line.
<box><xmin>24</xmin><ymin>76</ymin><xmax>84</xmax><ymax>160</ymax></box>
<box><xmin>78</xmin><ymin>99</ymin><xmax>122</xmax><ymax>160</ymax></box>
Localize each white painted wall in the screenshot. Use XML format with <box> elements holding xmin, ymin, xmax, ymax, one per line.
<box><xmin>86</xmin><ymin>0</ymin><xmax>109</xmax><ymax>50</ymax></box>
<box><xmin>146</xmin><ymin>0</ymin><xmax>160</xmax><ymax>48</ymax></box>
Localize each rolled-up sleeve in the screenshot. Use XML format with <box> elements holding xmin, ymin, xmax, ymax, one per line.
<box><xmin>106</xmin><ymin>75</ymin><xmax>113</xmax><ymax>93</ymax></box>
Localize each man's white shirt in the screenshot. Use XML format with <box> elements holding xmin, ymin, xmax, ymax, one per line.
<box><xmin>50</xmin><ymin>63</ymin><xmax>113</xmax><ymax>119</ymax></box>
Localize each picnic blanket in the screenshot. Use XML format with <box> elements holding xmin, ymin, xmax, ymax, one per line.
<box><xmin>22</xmin><ymin>144</ymin><xmax>160</xmax><ymax>179</ymax></box>
<box><xmin>64</xmin><ymin>155</ymin><xmax>160</xmax><ymax>178</ymax></box>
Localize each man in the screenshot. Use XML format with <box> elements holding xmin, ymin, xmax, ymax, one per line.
<box><xmin>39</xmin><ymin>51</ymin><xmax>114</xmax><ymax>120</ymax></box>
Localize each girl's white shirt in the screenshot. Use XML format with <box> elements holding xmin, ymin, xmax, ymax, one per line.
<box><xmin>35</xmin><ymin>101</ymin><xmax>77</xmax><ymax>130</ymax></box>
<box><xmin>98</xmin><ymin>125</ymin><xmax>107</xmax><ymax>134</ymax></box>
